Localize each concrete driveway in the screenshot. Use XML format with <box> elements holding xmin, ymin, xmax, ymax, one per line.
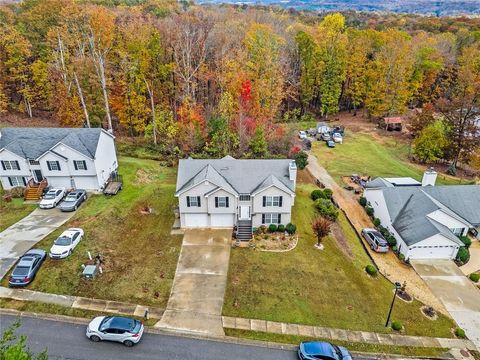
<box><xmin>0</xmin><ymin>208</ymin><xmax>74</xmax><ymax>279</ymax></box>
<box><xmin>157</xmin><ymin>229</ymin><xmax>232</xmax><ymax>336</ymax></box>
<box><xmin>411</xmin><ymin>259</ymin><xmax>480</xmax><ymax>349</ymax></box>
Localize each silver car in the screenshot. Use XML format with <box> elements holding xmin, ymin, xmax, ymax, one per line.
<box><xmin>86</xmin><ymin>316</ymin><xmax>144</xmax><ymax>347</ymax></box>
<box><xmin>362</xmin><ymin>228</ymin><xmax>389</xmax><ymax>253</ymax></box>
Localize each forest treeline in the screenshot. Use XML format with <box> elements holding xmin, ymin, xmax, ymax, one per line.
<box><xmin>0</xmin><ymin>0</ymin><xmax>479</xmax><ymax>168</ymax></box>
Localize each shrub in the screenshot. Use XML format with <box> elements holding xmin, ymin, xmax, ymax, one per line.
<box><xmin>469</xmin><ymin>273</ymin><xmax>480</xmax><ymax>283</ymax></box>
<box><xmin>392</xmin><ymin>246</ymin><xmax>398</xmax><ymax>252</ymax></box>
<box><xmin>268</xmin><ymin>224</ymin><xmax>278</xmax><ymax>233</ymax></box>
<box><xmin>293</xmin><ymin>151</ymin><xmax>308</xmax><ymax>170</ymax></box>
<box><xmin>285</xmin><ymin>223</ymin><xmax>297</xmax><ymax>235</ymax></box>
<box><xmin>256</xmin><ymin>225</ymin><xmax>267</xmax><ymax>235</ymax></box>
<box><xmin>386</xmin><ymin>235</ymin><xmax>397</xmax><ymax>247</ymax></box>
<box><xmin>456</xmin><ymin>247</ymin><xmax>470</xmax><ymax>264</ymax></box>
<box><xmin>310</xmin><ymin>190</ymin><xmax>325</xmax><ymax>201</ymax></box>
<box><xmin>314</xmin><ymin>199</ymin><xmax>339</xmax><ymax>221</ymax></box>
<box><xmin>378</xmin><ymin>226</ymin><xmax>389</xmax><ymax>238</ymax></box>
<box><xmin>323</xmin><ymin>188</ymin><xmax>333</xmax><ymax>199</ymax></box>
<box><xmin>365</xmin><ymin>206</ymin><xmax>374</xmax><ymax>217</ymax></box>
<box><xmin>399</xmin><ymin>253</ymin><xmax>405</xmax><ymax>262</ymax></box>
<box><xmin>365</xmin><ymin>265</ymin><xmax>377</xmax><ymax>276</ymax></box>
<box><xmin>391</xmin><ymin>321</ymin><xmax>402</xmax><ymax>331</ymax></box>
<box><xmin>358</xmin><ymin>197</ymin><xmax>367</xmax><ymax>207</ymax></box>
<box><xmin>373</xmin><ymin>218</ymin><xmax>381</xmax><ymax>227</ymax></box>
<box><xmin>458</xmin><ymin>236</ymin><xmax>471</xmax><ymax>248</ymax></box>
<box><xmin>277</xmin><ymin>224</ymin><xmax>285</xmax><ymax>233</ymax></box>
<box><xmin>454</xmin><ymin>328</ymin><xmax>466</xmax><ymax>338</ymax></box>
<box><xmin>8</xmin><ymin>187</ymin><xmax>25</xmax><ymax>198</ymax></box>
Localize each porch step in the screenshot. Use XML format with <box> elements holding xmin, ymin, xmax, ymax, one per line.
<box><xmin>236</xmin><ymin>220</ymin><xmax>253</xmax><ymax>241</ymax></box>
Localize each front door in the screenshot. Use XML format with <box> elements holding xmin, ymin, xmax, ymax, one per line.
<box><xmin>33</xmin><ymin>169</ymin><xmax>43</xmax><ymax>182</ymax></box>
<box><xmin>239</xmin><ymin>206</ymin><xmax>251</xmax><ymax>220</ymax></box>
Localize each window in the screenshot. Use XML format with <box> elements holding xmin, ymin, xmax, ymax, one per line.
<box><xmin>1</xmin><ymin>160</ymin><xmax>20</xmax><ymax>171</ymax></box>
<box><xmin>262</xmin><ymin>196</ymin><xmax>283</xmax><ymax>207</ymax></box>
<box><xmin>215</xmin><ymin>196</ymin><xmax>229</xmax><ymax>208</ymax></box>
<box><xmin>47</xmin><ymin>161</ymin><xmax>61</xmax><ymax>171</ymax></box>
<box><xmin>8</xmin><ymin>176</ymin><xmax>26</xmax><ymax>187</ymax></box>
<box><xmin>29</xmin><ymin>160</ymin><xmax>40</xmax><ymax>165</ymax></box>
<box><xmin>262</xmin><ymin>213</ymin><xmax>281</xmax><ymax>224</ymax></box>
<box><xmin>74</xmin><ymin>160</ymin><xmax>87</xmax><ymax>170</ymax></box>
<box><xmin>187</xmin><ymin>196</ymin><xmax>201</xmax><ymax>207</ymax></box>
<box><xmin>239</xmin><ymin>195</ymin><xmax>251</xmax><ymax>201</ymax></box>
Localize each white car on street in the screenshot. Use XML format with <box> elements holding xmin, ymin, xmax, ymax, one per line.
<box><xmin>86</xmin><ymin>316</ymin><xmax>144</xmax><ymax>347</ymax></box>
<box><xmin>39</xmin><ymin>188</ymin><xmax>66</xmax><ymax>209</ymax></box>
<box><xmin>49</xmin><ymin>228</ymin><xmax>84</xmax><ymax>259</ymax></box>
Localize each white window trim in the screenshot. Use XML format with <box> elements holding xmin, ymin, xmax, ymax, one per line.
<box><xmin>189</xmin><ymin>196</ymin><xmax>199</xmax><ymax>207</ymax></box>
<box><xmin>74</xmin><ymin>160</ymin><xmax>87</xmax><ymax>170</ymax></box>
<box><xmin>217</xmin><ymin>196</ymin><xmax>228</xmax><ymax>207</ymax></box>
<box><xmin>239</xmin><ymin>195</ymin><xmax>251</xmax><ymax>201</ymax></box>
<box><xmin>47</xmin><ymin>161</ymin><xmax>60</xmax><ymax>171</ymax></box>
<box><xmin>263</xmin><ymin>213</ymin><xmax>281</xmax><ymax>224</ymax></box>
<box><xmin>9</xmin><ymin>176</ymin><xmax>24</xmax><ymax>187</ymax></box>
<box><xmin>2</xmin><ymin>161</ymin><xmax>19</xmax><ymax>170</ymax></box>
<box><xmin>265</xmin><ymin>196</ymin><xmax>281</xmax><ymax>207</ymax></box>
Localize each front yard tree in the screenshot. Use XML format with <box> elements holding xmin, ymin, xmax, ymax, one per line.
<box><xmin>412</xmin><ymin>120</ymin><xmax>448</xmax><ymax>163</ymax></box>
<box><xmin>0</xmin><ymin>320</ymin><xmax>48</xmax><ymax>360</ymax></box>
<box><xmin>312</xmin><ymin>217</ymin><xmax>333</xmax><ymax>248</ymax></box>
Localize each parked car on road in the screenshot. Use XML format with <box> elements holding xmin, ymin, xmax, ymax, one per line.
<box><xmin>362</xmin><ymin>228</ymin><xmax>389</xmax><ymax>252</ymax></box>
<box><xmin>8</xmin><ymin>249</ymin><xmax>46</xmax><ymax>287</ymax></box>
<box><xmin>49</xmin><ymin>228</ymin><xmax>84</xmax><ymax>259</ymax></box>
<box><xmin>58</xmin><ymin>190</ymin><xmax>87</xmax><ymax>212</ymax></box>
<box><xmin>332</xmin><ymin>132</ymin><xmax>343</xmax><ymax>144</ymax></box>
<box><xmin>298</xmin><ymin>341</ymin><xmax>352</xmax><ymax>360</ymax></box>
<box><xmin>39</xmin><ymin>188</ymin><xmax>66</xmax><ymax>209</ymax></box>
<box><xmin>86</xmin><ymin>316</ymin><xmax>144</xmax><ymax>347</ymax></box>
<box><xmin>298</xmin><ymin>130</ymin><xmax>307</xmax><ymax>139</ymax></box>
<box><xmin>327</xmin><ymin>140</ymin><xmax>336</xmax><ymax>148</ymax></box>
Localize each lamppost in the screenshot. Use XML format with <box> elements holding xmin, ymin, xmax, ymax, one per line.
<box><xmin>385</xmin><ymin>281</ymin><xmax>402</xmax><ymax>327</ymax></box>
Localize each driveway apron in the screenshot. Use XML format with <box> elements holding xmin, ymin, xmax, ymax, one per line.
<box><xmin>0</xmin><ymin>208</ymin><xmax>74</xmax><ymax>279</ymax></box>
<box><xmin>156</xmin><ymin>229</ymin><xmax>231</xmax><ymax>336</ymax></box>
<box><xmin>411</xmin><ymin>259</ymin><xmax>480</xmax><ymax>349</ymax></box>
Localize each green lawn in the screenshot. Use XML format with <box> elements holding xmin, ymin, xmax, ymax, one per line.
<box><xmin>312</xmin><ymin>132</ymin><xmax>469</xmax><ymax>185</ymax></box>
<box><xmin>1</xmin><ymin>157</ymin><xmax>182</xmax><ymax>307</ymax></box>
<box><xmin>0</xmin><ymin>196</ymin><xmax>36</xmax><ymax>232</ymax></box>
<box><xmin>223</xmin><ymin>181</ymin><xmax>455</xmax><ymax>337</ymax></box>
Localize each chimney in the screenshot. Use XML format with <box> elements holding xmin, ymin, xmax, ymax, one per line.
<box><xmin>422</xmin><ymin>167</ymin><xmax>437</xmax><ymax>186</ymax></box>
<box><xmin>289</xmin><ymin>161</ymin><xmax>297</xmax><ymax>186</ymax></box>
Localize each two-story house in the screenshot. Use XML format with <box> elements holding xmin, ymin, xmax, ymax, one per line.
<box><xmin>175</xmin><ymin>157</ymin><xmax>297</xmax><ymax>239</ymax></box>
<box><xmin>364</xmin><ymin>170</ymin><xmax>480</xmax><ymax>260</ymax></box>
<box><xmin>0</xmin><ymin>128</ymin><xmax>118</xmax><ymax>193</ymax></box>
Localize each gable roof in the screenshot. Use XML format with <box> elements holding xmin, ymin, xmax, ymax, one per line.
<box><xmin>0</xmin><ymin>128</ymin><xmax>109</xmax><ymax>160</ymax></box>
<box><xmin>364</xmin><ymin>177</ymin><xmax>394</xmax><ymax>189</ymax></box>
<box><xmin>382</xmin><ymin>185</ymin><xmax>480</xmax><ymax>246</ymax></box>
<box><xmin>176</xmin><ymin>158</ymin><xmax>295</xmax><ymax>196</ymax></box>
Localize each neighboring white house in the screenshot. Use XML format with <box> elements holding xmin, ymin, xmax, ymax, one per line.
<box><xmin>364</xmin><ymin>170</ymin><xmax>480</xmax><ymax>260</ymax></box>
<box><xmin>175</xmin><ymin>156</ymin><xmax>297</xmax><ymax>239</ymax></box>
<box><xmin>0</xmin><ymin>128</ymin><xmax>118</xmax><ymax>191</ymax></box>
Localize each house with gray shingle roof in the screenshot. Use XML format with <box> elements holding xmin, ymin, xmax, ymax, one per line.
<box><xmin>175</xmin><ymin>157</ymin><xmax>297</xmax><ymax>239</ymax></box>
<box><xmin>365</xmin><ymin>174</ymin><xmax>480</xmax><ymax>260</ymax></box>
<box><xmin>0</xmin><ymin>128</ymin><xmax>118</xmax><ymax>192</ymax></box>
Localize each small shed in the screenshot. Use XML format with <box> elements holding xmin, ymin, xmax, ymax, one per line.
<box><xmin>383</xmin><ymin>117</ymin><xmax>403</xmax><ymax>131</ymax></box>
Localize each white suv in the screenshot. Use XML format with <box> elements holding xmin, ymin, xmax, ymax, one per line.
<box><xmin>86</xmin><ymin>316</ymin><xmax>144</xmax><ymax>347</ymax></box>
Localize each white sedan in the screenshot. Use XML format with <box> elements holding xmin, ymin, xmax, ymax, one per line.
<box><xmin>49</xmin><ymin>228</ymin><xmax>84</xmax><ymax>259</ymax></box>
<box><xmin>39</xmin><ymin>188</ymin><xmax>66</xmax><ymax>209</ymax></box>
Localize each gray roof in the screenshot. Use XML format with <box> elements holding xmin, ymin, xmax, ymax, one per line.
<box><xmin>176</xmin><ymin>158</ymin><xmax>295</xmax><ymax>196</ymax></box>
<box><xmin>382</xmin><ymin>185</ymin><xmax>480</xmax><ymax>246</ymax></box>
<box><xmin>364</xmin><ymin>177</ymin><xmax>394</xmax><ymax>189</ymax></box>
<box><xmin>0</xmin><ymin>128</ymin><xmax>106</xmax><ymax>160</ymax></box>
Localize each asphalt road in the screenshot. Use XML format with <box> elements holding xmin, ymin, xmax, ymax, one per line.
<box><xmin>0</xmin><ymin>314</ymin><xmax>378</xmax><ymax>360</ymax></box>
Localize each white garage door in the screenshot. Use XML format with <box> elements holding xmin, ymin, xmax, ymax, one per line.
<box><xmin>409</xmin><ymin>245</ymin><xmax>457</xmax><ymax>260</ymax></box>
<box><xmin>210</xmin><ymin>214</ymin><xmax>234</xmax><ymax>228</ymax></box>
<box><xmin>73</xmin><ymin>177</ymin><xmax>99</xmax><ymax>190</ymax></box>
<box><xmin>184</xmin><ymin>214</ymin><xmax>209</xmax><ymax>228</ymax></box>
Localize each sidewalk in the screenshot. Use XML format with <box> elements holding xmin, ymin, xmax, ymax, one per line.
<box><xmin>460</xmin><ymin>240</ymin><xmax>480</xmax><ymax>275</ymax></box>
<box><xmin>222</xmin><ymin>316</ymin><xmax>477</xmax><ymax>351</ymax></box>
<box><xmin>306</xmin><ymin>152</ymin><xmax>448</xmax><ymax>315</ymax></box>
<box><xmin>0</xmin><ymin>286</ymin><xmax>164</xmax><ymax>319</ymax></box>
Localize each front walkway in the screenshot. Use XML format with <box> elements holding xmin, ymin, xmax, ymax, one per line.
<box><xmin>223</xmin><ymin>316</ymin><xmax>476</xmax><ymax>350</ymax></box>
<box><xmin>460</xmin><ymin>240</ymin><xmax>480</xmax><ymax>275</ymax></box>
<box><xmin>156</xmin><ymin>229</ymin><xmax>232</xmax><ymax>336</ymax></box>
<box><xmin>0</xmin><ymin>208</ymin><xmax>74</xmax><ymax>279</ymax></box>
<box><xmin>306</xmin><ymin>153</ymin><xmax>447</xmax><ymax>314</ymax></box>
<box><xmin>411</xmin><ymin>260</ymin><xmax>480</xmax><ymax>349</ymax></box>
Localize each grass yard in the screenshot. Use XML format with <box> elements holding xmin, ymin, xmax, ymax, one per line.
<box><xmin>223</xmin><ymin>181</ymin><xmax>456</xmax><ymax>337</ymax></box>
<box><xmin>1</xmin><ymin>157</ymin><xmax>182</xmax><ymax>307</ymax></box>
<box><xmin>311</xmin><ymin>132</ymin><xmax>469</xmax><ymax>186</ymax></box>
<box><xmin>0</xmin><ymin>196</ymin><xmax>36</xmax><ymax>232</ymax></box>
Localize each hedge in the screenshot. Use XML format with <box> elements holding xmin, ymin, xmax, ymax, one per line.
<box><xmin>285</xmin><ymin>223</ymin><xmax>297</xmax><ymax>235</ymax></box>
<box><xmin>268</xmin><ymin>224</ymin><xmax>278</xmax><ymax>233</ymax></box>
<box><xmin>456</xmin><ymin>247</ymin><xmax>470</xmax><ymax>264</ymax></box>
<box><xmin>358</xmin><ymin>197</ymin><xmax>367</xmax><ymax>207</ymax></box>
<box><xmin>314</xmin><ymin>198</ymin><xmax>339</xmax><ymax>221</ymax></box>
<box><xmin>311</xmin><ymin>190</ymin><xmax>325</xmax><ymax>201</ymax></box>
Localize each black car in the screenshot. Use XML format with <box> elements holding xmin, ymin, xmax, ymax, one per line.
<box><xmin>9</xmin><ymin>249</ymin><xmax>46</xmax><ymax>287</ymax></box>
<box><xmin>58</xmin><ymin>190</ymin><xmax>87</xmax><ymax>212</ymax></box>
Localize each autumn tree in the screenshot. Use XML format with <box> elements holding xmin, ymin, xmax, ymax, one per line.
<box><xmin>412</xmin><ymin>120</ymin><xmax>448</xmax><ymax>163</ymax></box>
<box><xmin>312</xmin><ymin>217</ymin><xmax>333</xmax><ymax>247</ymax></box>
